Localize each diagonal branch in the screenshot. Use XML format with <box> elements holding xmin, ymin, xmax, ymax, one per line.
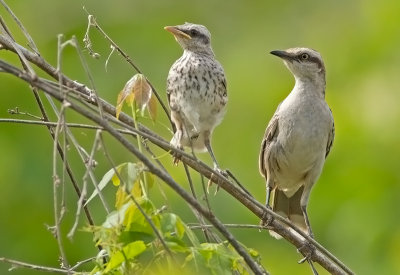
<box><xmin>0</xmin><ymin>15</ymin><xmax>354</xmax><ymax>273</ymax></box>
<box><xmin>0</xmin><ymin>58</ymin><xmax>354</xmax><ymax>275</ymax></box>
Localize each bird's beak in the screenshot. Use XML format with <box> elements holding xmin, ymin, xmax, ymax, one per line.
<box><xmin>270</xmin><ymin>50</ymin><xmax>292</xmax><ymax>60</ymax></box>
<box><xmin>164</xmin><ymin>26</ymin><xmax>192</xmax><ymax>40</ymax></box>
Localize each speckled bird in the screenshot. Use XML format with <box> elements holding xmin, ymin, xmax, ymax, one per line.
<box><xmin>164</xmin><ymin>23</ymin><xmax>228</xmax><ymax>171</ymax></box>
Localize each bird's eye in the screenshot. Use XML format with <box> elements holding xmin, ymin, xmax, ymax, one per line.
<box><xmin>190</xmin><ymin>29</ymin><xmax>198</xmax><ymax>36</ymax></box>
<box><xmin>301</xmin><ymin>53</ymin><xmax>309</xmax><ymax>60</ymax></box>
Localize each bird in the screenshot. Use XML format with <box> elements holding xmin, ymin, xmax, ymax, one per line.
<box><xmin>164</xmin><ymin>23</ymin><xmax>228</xmax><ymax>173</ymax></box>
<box><xmin>259</xmin><ymin>48</ymin><xmax>335</xmax><ymax>239</ymax></box>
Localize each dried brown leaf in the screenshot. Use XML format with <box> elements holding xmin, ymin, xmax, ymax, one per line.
<box><xmin>148</xmin><ymin>94</ymin><xmax>157</xmax><ymax>121</ymax></box>
<box><xmin>116</xmin><ymin>74</ymin><xmax>153</xmax><ymax>119</ymax></box>
<box><xmin>132</xmin><ymin>74</ymin><xmax>152</xmax><ymax>113</ymax></box>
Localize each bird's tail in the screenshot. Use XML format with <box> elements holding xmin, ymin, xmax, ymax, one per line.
<box><xmin>269</xmin><ymin>186</ymin><xmax>308</xmax><ymax>239</ymax></box>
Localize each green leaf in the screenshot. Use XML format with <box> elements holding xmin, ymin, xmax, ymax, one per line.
<box><xmin>199</xmin><ymin>243</ymin><xmax>235</xmax><ymax>275</ymax></box>
<box><xmin>161</xmin><ymin>213</ymin><xmax>186</xmax><ymax>240</ymax></box>
<box><xmin>143</xmin><ymin>171</ymin><xmax>154</xmax><ymax>190</ymax></box>
<box><xmin>165</xmin><ymin>240</ymin><xmax>189</xmax><ymax>253</ymax></box>
<box><xmin>104</xmin><ymin>241</ymin><xmax>146</xmax><ymax>272</ymax></box>
<box><xmin>124</xmin><ymin>199</ymin><xmax>158</xmax><ymax>233</ymax></box>
<box><xmin>84</xmin><ymin>167</ymin><xmax>116</xmax><ymax>206</ymax></box>
<box><xmin>115</xmin><ymin>185</ymin><xmax>128</xmax><ymax>209</ymax></box>
<box><xmin>175</xmin><ymin>216</ymin><xmax>186</xmax><ymax>239</ymax></box>
<box><xmin>119</xmin><ymin>231</ymin><xmax>155</xmax><ymax>245</ymax></box>
<box><xmin>103</xmin><ymin>202</ymin><xmax>132</xmax><ymax>228</ymax></box>
<box><xmin>184</xmin><ymin>224</ymin><xmax>200</xmax><ymax>247</ymax></box>
<box><xmin>111</xmin><ymin>163</ymin><xmax>128</xmax><ymax>186</ymax></box>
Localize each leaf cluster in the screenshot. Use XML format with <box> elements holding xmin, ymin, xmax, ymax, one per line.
<box><xmin>87</xmin><ymin>163</ymin><xmax>260</xmax><ymax>275</ymax></box>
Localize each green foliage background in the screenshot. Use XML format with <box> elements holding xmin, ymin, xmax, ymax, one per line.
<box><xmin>1</xmin><ymin>0</ymin><xmax>399</xmax><ymax>274</ymax></box>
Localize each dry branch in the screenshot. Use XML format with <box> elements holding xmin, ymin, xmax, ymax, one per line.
<box><xmin>0</xmin><ymin>10</ymin><xmax>354</xmax><ymax>275</ymax></box>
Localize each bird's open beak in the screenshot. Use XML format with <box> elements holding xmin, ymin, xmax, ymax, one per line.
<box><xmin>270</xmin><ymin>50</ymin><xmax>291</xmax><ymax>60</ymax></box>
<box><xmin>164</xmin><ymin>26</ymin><xmax>192</xmax><ymax>39</ymax></box>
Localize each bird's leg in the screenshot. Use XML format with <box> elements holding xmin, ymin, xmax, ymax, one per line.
<box><xmin>297</xmin><ymin>201</ymin><xmax>316</xmax><ymax>270</ymax></box>
<box><xmin>170</xmin><ymin>111</ymin><xmax>185</xmax><ymax>165</ymax></box>
<box><xmin>172</xmin><ymin>131</ymin><xmax>184</xmax><ymax>165</ymax></box>
<box><xmin>203</xmin><ymin>132</ymin><xmax>226</xmax><ymax>175</ymax></box>
<box><xmin>260</xmin><ymin>186</ymin><xmax>273</xmax><ymax>228</ymax></box>
<box><xmin>298</xmin><ymin>238</ymin><xmax>318</xmax><ymax>275</ymax></box>
<box><xmin>203</xmin><ymin>132</ymin><xmax>227</xmax><ymax>194</ymax></box>
<box><xmin>301</xmin><ymin>204</ymin><xmax>314</xmax><ymax>239</ymax></box>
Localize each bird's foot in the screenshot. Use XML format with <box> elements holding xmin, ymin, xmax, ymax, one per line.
<box><xmin>171</xmin><ymin>145</ymin><xmax>184</xmax><ymax>166</ymax></box>
<box><xmin>259</xmin><ymin>205</ymin><xmax>274</xmax><ymax>231</ymax></box>
<box><xmin>298</xmin><ymin>239</ymin><xmax>319</xmax><ymax>275</ymax></box>
<box><xmin>297</xmin><ymin>240</ymin><xmax>316</xmax><ymax>264</ymax></box>
<box><xmin>206</xmin><ymin>166</ymin><xmax>229</xmax><ymax>195</ymax></box>
<box><xmin>214</xmin><ymin>166</ymin><xmax>228</xmax><ymax>178</ymax></box>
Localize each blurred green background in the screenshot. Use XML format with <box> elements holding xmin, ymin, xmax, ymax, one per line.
<box><xmin>1</xmin><ymin>0</ymin><xmax>400</xmax><ymax>274</ymax></box>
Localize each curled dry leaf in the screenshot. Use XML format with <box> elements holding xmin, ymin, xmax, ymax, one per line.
<box><xmin>116</xmin><ymin>74</ymin><xmax>156</xmax><ymax>120</ymax></box>
<box><xmin>148</xmin><ymin>94</ymin><xmax>157</xmax><ymax>121</ymax></box>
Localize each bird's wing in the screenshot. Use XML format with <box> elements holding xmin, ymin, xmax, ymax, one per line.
<box><xmin>325</xmin><ymin>115</ymin><xmax>335</xmax><ymax>158</ymax></box>
<box><xmin>166</xmin><ymin>74</ymin><xmax>173</xmax><ymax>107</ymax></box>
<box><xmin>215</xmin><ymin>61</ymin><xmax>228</xmax><ymax>100</ymax></box>
<box><xmin>221</xmin><ymin>77</ymin><xmax>227</xmax><ymax>91</ymax></box>
<box><xmin>166</xmin><ymin>57</ymin><xmax>183</xmax><ymax>109</ymax></box>
<box><xmin>259</xmin><ymin>106</ymin><xmax>280</xmax><ymax>178</ymax></box>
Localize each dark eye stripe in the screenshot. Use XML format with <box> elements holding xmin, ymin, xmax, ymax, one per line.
<box><xmin>294</xmin><ymin>53</ymin><xmax>325</xmax><ymax>73</ymax></box>
<box><xmin>182</xmin><ymin>29</ymin><xmax>210</xmax><ymax>44</ymax></box>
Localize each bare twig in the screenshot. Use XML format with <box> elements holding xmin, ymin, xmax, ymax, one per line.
<box><xmin>0</xmin><ymin>0</ymin><xmax>39</xmax><ymax>53</ymax></box>
<box><xmin>0</xmin><ymin>60</ymin><xmax>352</xmax><ymax>274</ymax></box>
<box><xmin>70</xmin><ymin>257</ymin><xmax>96</xmax><ymax>271</ymax></box>
<box><xmin>0</xmin><ymin>4</ymin><xmax>102</xmax><ymax>256</ymax></box>
<box><xmin>0</xmin><ymin>23</ymin><xmax>354</xmax><ymax>274</ymax></box>
<box><xmin>0</xmin><ymin>61</ymin><xmax>266</xmax><ymax>274</ymax></box>
<box><xmin>51</xmin><ymin>101</ymin><xmax>70</xmax><ymax>270</ymax></box>
<box><xmin>0</xmin><ymin>257</ymin><xmax>83</xmax><ymax>274</ymax></box>
<box><xmin>7</xmin><ymin>106</ymin><xmax>43</xmax><ymax>120</ymax></box>
<box><xmin>82</xmin><ymin>10</ymin><xmax>173</xmax><ymax>128</ymax></box>
<box><xmin>183</xmin><ymin>163</ymin><xmax>218</xmax><ymax>243</ymax></box>
<box><xmin>188</xmin><ymin>223</ymin><xmax>265</xmax><ymax>231</ymax></box>
<box><xmin>98</xmin><ymin>132</ymin><xmax>174</xmax><ymax>259</ymax></box>
<box><xmin>68</xmin><ymin>130</ymin><xmax>101</xmax><ymax>239</ymax></box>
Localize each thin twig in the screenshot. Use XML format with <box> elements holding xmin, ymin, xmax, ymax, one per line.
<box><xmin>183</xmin><ymin>164</ymin><xmax>215</xmax><ymax>243</ymax></box>
<box><xmin>188</xmin><ymin>223</ymin><xmax>264</xmax><ymax>231</ymax></box>
<box><xmin>0</xmin><ymin>42</ymin><xmax>354</xmax><ymax>275</ymax></box>
<box><xmin>29</xmin><ymin>90</ymin><xmax>101</xmax><ymax>251</ymax></box>
<box><xmin>226</xmin><ymin>169</ymin><xmax>252</xmax><ymax>197</ymax></box>
<box><xmin>51</xmin><ymin>101</ymin><xmax>70</xmax><ymax>270</ymax></box>
<box><xmin>98</xmin><ymin>132</ymin><xmax>174</xmax><ymax>258</ymax></box>
<box><xmin>68</xmin><ymin>130</ymin><xmax>101</xmax><ymax>239</ymax></box>
<box><xmin>0</xmin><ymin>62</ymin><xmax>266</xmax><ymax>273</ymax></box>
<box><xmin>70</xmin><ymin>257</ymin><xmax>96</xmax><ymax>271</ymax></box>
<box><xmin>0</xmin><ymin>18</ymin><xmax>36</xmax><ymax>79</ymax></box>
<box><xmin>7</xmin><ymin>106</ymin><xmax>43</xmax><ymax>120</ymax></box>
<box><xmin>53</xmin><ymin>34</ymin><xmax>111</xmax><ymax>214</ymax></box>
<box><xmin>0</xmin><ymin>0</ymin><xmax>39</xmax><ymax>53</ymax></box>
<box><xmin>82</xmin><ymin>10</ymin><xmax>172</xmax><ymax>128</ymax></box>
<box><xmin>0</xmin><ymin>257</ymin><xmax>83</xmax><ymax>274</ymax></box>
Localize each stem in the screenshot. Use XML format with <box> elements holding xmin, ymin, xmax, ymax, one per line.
<box><xmin>131</xmin><ymin>104</ymin><xmax>148</xmax><ymax>198</ymax></box>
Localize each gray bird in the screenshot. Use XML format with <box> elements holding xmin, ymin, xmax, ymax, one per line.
<box><xmin>165</xmin><ymin>23</ymin><xmax>227</xmax><ymax>172</ymax></box>
<box><xmin>259</xmin><ymin>48</ymin><xmax>334</xmax><ymax>238</ymax></box>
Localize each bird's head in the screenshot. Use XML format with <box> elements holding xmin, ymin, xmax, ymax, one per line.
<box><xmin>164</xmin><ymin>23</ymin><xmax>213</xmax><ymax>55</ymax></box>
<box><xmin>270</xmin><ymin>48</ymin><xmax>325</xmax><ymax>82</ymax></box>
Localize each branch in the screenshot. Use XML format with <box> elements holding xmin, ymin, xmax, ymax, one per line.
<box><xmin>0</xmin><ymin>21</ymin><xmax>354</xmax><ymax>274</ymax></box>
<box><xmin>0</xmin><ymin>58</ymin><xmax>353</xmax><ymax>275</ymax></box>
<box><xmin>82</xmin><ymin>10</ymin><xmax>173</xmax><ymax>128</ymax></box>
<box><xmin>0</xmin><ymin>257</ymin><xmax>82</xmax><ymax>274</ymax></box>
